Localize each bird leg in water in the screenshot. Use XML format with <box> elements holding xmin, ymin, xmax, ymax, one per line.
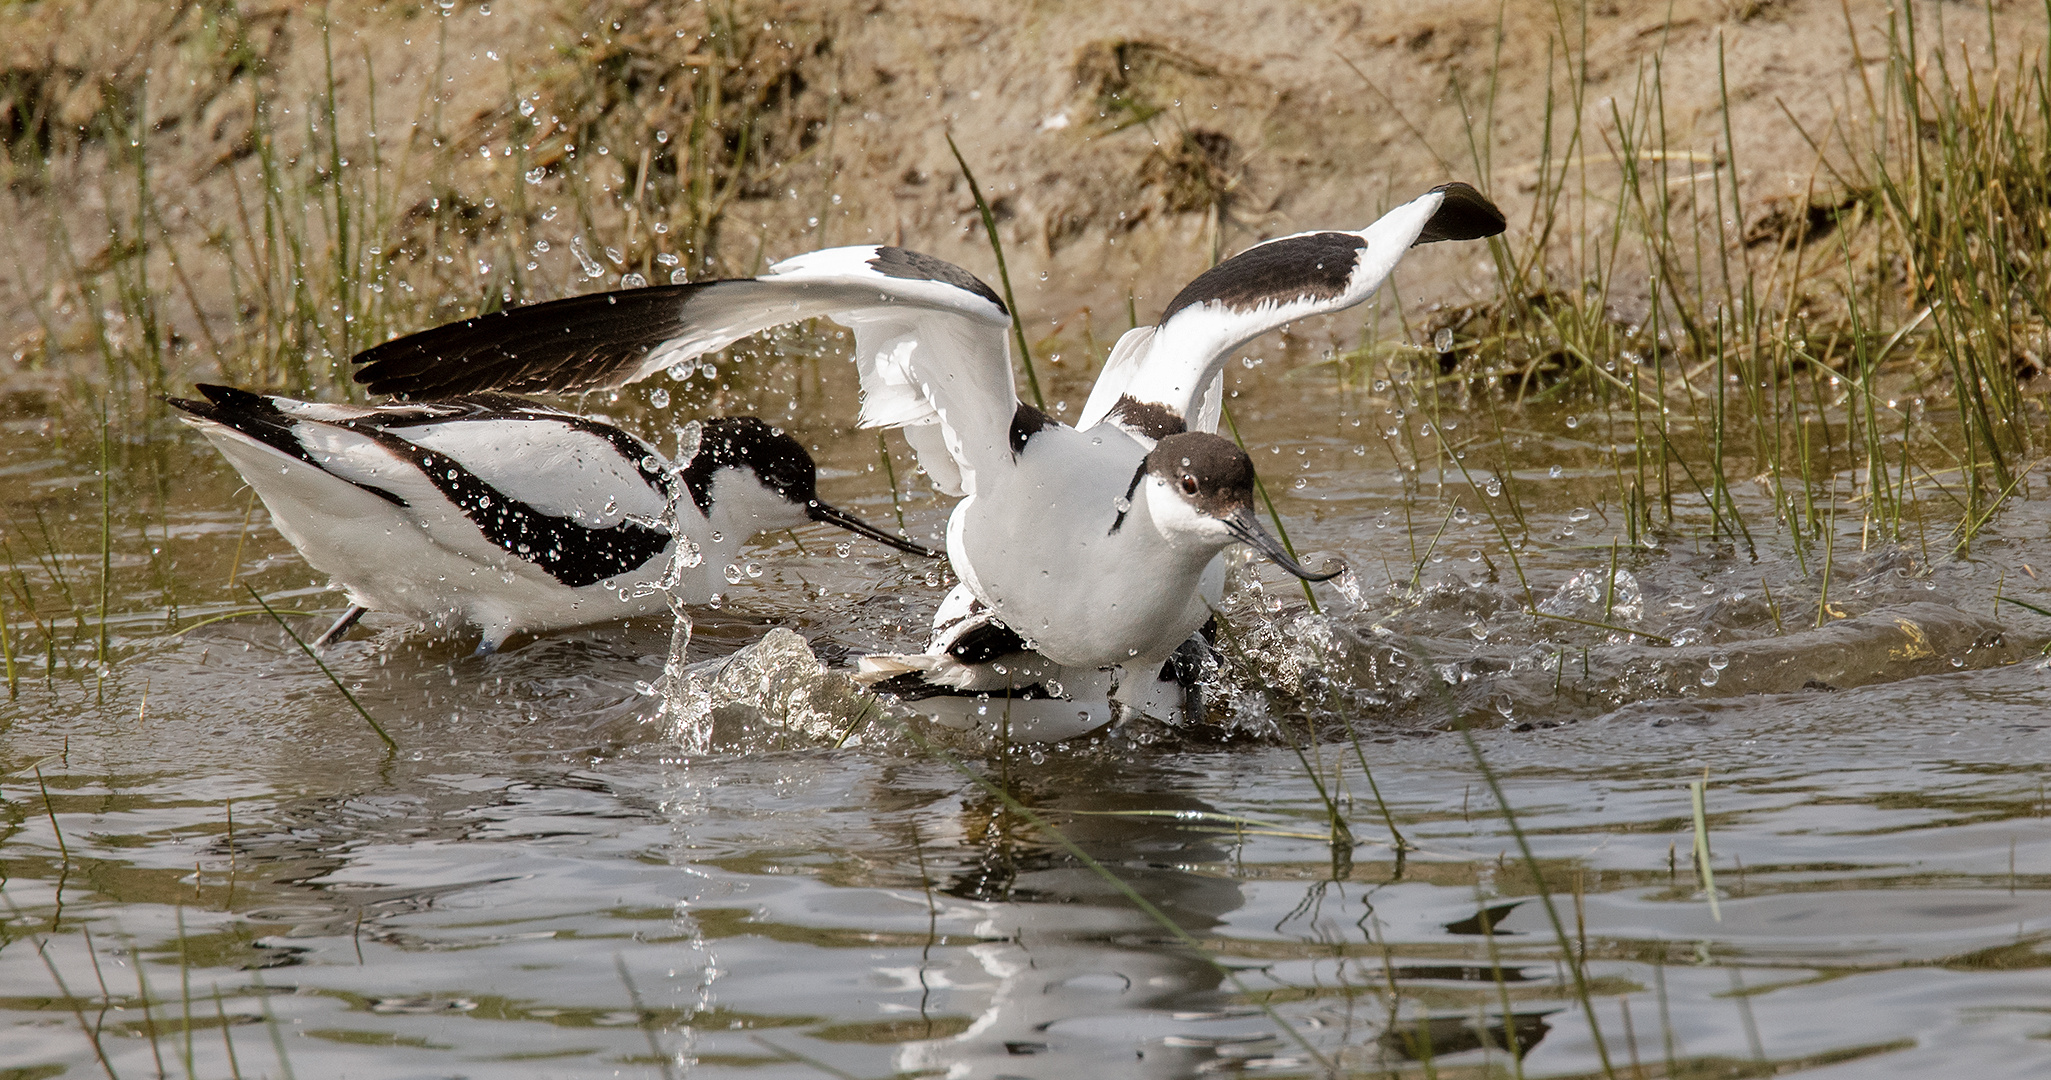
<box><xmin>314</xmin><ymin>605</ymin><xmax>368</xmax><ymax>647</ymax></box>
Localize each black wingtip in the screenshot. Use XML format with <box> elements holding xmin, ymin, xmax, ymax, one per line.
<box><xmin>195</xmin><ymin>383</ymin><xmax>266</xmax><ymax>408</ymax></box>
<box><xmin>1417</xmin><ymin>181</ymin><xmax>1508</xmax><ymax>244</ymax></box>
<box><xmin>164</xmin><ymin>384</ymin><xmax>271</xmax><ymax>422</ymax></box>
<box><xmin>161</xmin><ymin>394</ymin><xmax>207</xmax><ymax>417</ymax></box>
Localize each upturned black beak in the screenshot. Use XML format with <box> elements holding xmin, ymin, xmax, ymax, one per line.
<box><xmin>1224</xmin><ymin>507</ymin><xmax>1342</xmax><ymax>582</ymax></box>
<box><xmin>808</xmin><ymin>501</ymin><xmax>945</xmax><ymax>559</ymax></box>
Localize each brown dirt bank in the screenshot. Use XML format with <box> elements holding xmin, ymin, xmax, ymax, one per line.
<box><xmin>1</xmin><ymin>0</ymin><xmax>2045</xmax><ymax>398</ymax></box>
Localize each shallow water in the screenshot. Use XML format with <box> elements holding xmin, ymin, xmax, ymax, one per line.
<box><xmin>4</xmin><ymin>341</ymin><xmax>2050</xmax><ymax>1078</ymax></box>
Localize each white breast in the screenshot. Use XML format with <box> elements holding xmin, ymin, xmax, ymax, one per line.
<box><xmin>951</xmin><ymin>424</ymin><xmax>1217</xmax><ymax>669</ymax></box>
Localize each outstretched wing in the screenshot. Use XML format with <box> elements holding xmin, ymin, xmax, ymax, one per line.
<box><xmin>1077</xmin><ymin>182</ymin><xmax>1505</xmax><ymax>436</ymax></box>
<box><xmin>353</xmin><ymin>246</ymin><xmax>1018</xmax><ymax>496</ymax></box>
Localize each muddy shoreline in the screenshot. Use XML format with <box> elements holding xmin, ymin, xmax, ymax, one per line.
<box><xmin>5</xmin><ymin>0</ymin><xmax>2044</xmax><ymax>385</ymax></box>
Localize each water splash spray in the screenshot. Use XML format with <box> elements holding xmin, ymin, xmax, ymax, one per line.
<box><xmin>632</xmin><ymin>421</ymin><xmax>712</xmax><ymax>751</ymax></box>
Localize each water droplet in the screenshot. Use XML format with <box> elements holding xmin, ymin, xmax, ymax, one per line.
<box><xmin>1484</xmin><ymin>476</ymin><xmax>1502</xmax><ymax>496</ymax></box>
<box><xmin>622</xmin><ymin>272</ymin><xmax>648</xmax><ymax>288</ymax></box>
<box><xmin>1113</xmin><ymin>496</ymin><xmax>1132</xmax><ymax>513</ymax></box>
<box><xmin>570</xmin><ymin>236</ymin><xmax>603</xmax><ymax>278</ymax></box>
<box><xmin>1549</xmin><ymin>465</ymin><xmax>1564</xmax><ymax>479</ymax></box>
<box><xmin>648</xmin><ymin>387</ymin><xmax>670</xmax><ymax>408</ymax></box>
<box><xmin>835</xmin><ymin>542</ymin><xmax>852</xmax><ymax>558</ymax></box>
<box><xmin>524</xmin><ymin>165</ymin><xmax>547</xmax><ymax>184</ymax></box>
<box><xmin>670</xmin><ymin>269</ymin><xmax>689</xmax><ymax>284</ymax></box>
<box><xmin>1565</xmin><ymin>415</ymin><xmax>1580</xmax><ymax>429</ymax></box>
<box><xmin>1045</xmin><ymin>680</ymin><xmax>1065</xmax><ymax>698</ymax></box>
<box><xmin>1433</xmin><ymin>327</ymin><xmax>1454</xmax><ymax>353</ymax></box>
<box><xmin>745</xmin><ymin>562</ymin><xmax>763</xmax><ymax>579</ymax></box>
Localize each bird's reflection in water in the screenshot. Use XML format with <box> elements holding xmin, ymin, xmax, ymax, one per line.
<box><xmin>887</xmin><ymin>759</ymin><xmax>1559</xmax><ymax>1078</ymax></box>
<box><xmin>892</xmin><ymin>763</ymin><xmax>1270</xmax><ymax>1080</ymax></box>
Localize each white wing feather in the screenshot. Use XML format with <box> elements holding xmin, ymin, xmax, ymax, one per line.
<box><xmin>1075</xmin><ymin>325</ymin><xmax>1156</xmax><ymax>430</ymax></box>
<box><xmin>628</xmin><ymin>247</ymin><xmax>1017</xmax><ymax>496</ymax></box>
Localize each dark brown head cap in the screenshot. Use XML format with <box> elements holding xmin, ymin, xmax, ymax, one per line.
<box><xmin>1144</xmin><ymin>432</ymin><xmax>1255</xmax><ymax>517</ymax></box>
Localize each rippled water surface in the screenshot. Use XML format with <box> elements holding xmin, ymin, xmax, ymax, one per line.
<box><xmin>4</xmin><ymin>342</ymin><xmax>2050</xmax><ymax>1078</ymax></box>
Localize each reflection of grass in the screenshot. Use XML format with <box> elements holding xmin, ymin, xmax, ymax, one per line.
<box><xmin>806</xmin><ymin>1015</ymin><xmax>975</xmax><ymax>1044</ymax></box>
<box><xmin>245</xmin><ymin>584</ymin><xmax>398</xmax><ymax>755</ymax></box>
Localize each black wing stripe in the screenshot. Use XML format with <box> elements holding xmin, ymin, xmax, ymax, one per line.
<box><xmin>1159</xmin><ymin>232</ymin><xmax>1367</xmax><ymax>321</ymax></box>
<box><xmin>946</xmin><ymin>618</ymin><xmax>1031</xmax><ymax>665</ymax></box>
<box><xmin>1007</xmin><ymin>401</ymin><xmax>1054</xmax><ymax>456</ymax></box>
<box><xmin>352</xmin><ymin>284</ymin><xmax>706</xmax><ymax>399</ymax></box>
<box><xmin>340</xmin><ymin>421</ymin><xmax>670</xmax><ymax>588</ymax></box>
<box><xmin>1105</xmin><ymin>394</ymin><xmax>1186</xmax><ymax>441</ymax></box>
<box><xmin>173</xmin><ymin>385</ymin><xmax>672</xmax><ymax>585</ymax></box>
<box><xmin>167</xmin><ymin>386</ymin><xmax>408</xmax><ymax>507</ymax></box>
<box><xmin>363</xmin><ymin>395</ymin><xmax>673</xmax><ymax>498</ymax></box>
<box><xmin>868</xmin><ymin>247</ymin><xmax>1007</xmax><ymax>313</ymax></box>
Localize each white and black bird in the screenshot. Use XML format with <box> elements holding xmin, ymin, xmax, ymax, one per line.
<box><xmin>170</xmin><ymin>385</ymin><xmax>937</xmax><ymax>652</ymax></box>
<box><xmin>352</xmin><ymin>183</ymin><xmax>1505</xmax><ymax>722</ymax></box>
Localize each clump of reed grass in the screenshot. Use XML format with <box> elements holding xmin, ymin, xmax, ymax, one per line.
<box><xmin>1446</xmin><ymin>1</ymin><xmax>2046</xmax><ymax>557</ymax></box>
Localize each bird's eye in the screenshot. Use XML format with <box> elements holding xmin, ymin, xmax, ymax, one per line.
<box><xmin>1179</xmin><ymin>475</ymin><xmax>1200</xmax><ymax>496</ymax></box>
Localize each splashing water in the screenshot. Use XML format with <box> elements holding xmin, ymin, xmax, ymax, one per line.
<box><xmin>637</xmin><ymin>422</ymin><xmax>710</xmax><ymax>750</ymax></box>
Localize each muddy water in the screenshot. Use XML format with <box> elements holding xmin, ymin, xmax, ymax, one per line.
<box><xmin>3</xmin><ymin>340</ymin><xmax>2050</xmax><ymax>1078</ymax></box>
